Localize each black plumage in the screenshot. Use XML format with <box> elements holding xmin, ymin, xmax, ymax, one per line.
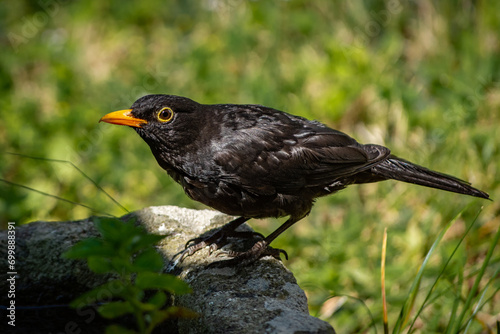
<box><xmin>100</xmin><ymin>94</ymin><xmax>489</xmax><ymax>263</ymax></box>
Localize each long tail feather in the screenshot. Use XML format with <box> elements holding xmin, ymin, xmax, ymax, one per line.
<box><xmin>371</xmin><ymin>155</ymin><xmax>489</xmax><ymax>199</ymax></box>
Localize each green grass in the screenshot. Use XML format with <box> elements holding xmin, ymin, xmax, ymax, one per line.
<box><xmin>1</xmin><ymin>1</ymin><xmax>499</xmax><ymax>332</ymax></box>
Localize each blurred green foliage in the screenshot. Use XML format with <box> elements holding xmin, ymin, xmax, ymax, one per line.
<box><xmin>64</xmin><ymin>217</ymin><xmax>195</xmax><ymax>333</ymax></box>
<box><xmin>1</xmin><ymin>0</ymin><xmax>499</xmax><ymax>332</ymax></box>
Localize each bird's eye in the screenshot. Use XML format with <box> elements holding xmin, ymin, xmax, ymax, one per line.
<box><xmin>157</xmin><ymin>107</ymin><xmax>174</xmax><ymax>122</ymax></box>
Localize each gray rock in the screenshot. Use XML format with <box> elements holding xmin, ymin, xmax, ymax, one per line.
<box><xmin>0</xmin><ymin>206</ymin><xmax>334</xmax><ymax>334</ymax></box>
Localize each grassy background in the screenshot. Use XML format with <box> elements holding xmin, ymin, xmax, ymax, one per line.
<box><xmin>1</xmin><ymin>0</ymin><xmax>499</xmax><ymax>332</ymax></box>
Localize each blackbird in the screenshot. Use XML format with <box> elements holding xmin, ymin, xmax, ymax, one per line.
<box><xmin>100</xmin><ymin>94</ymin><xmax>489</xmax><ymax>264</ymax></box>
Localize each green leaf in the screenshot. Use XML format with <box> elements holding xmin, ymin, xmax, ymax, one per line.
<box><xmin>131</xmin><ymin>248</ymin><xmax>164</xmax><ymax>272</ymax></box>
<box><xmin>110</xmin><ymin>256</ymin><xmax>135</xmax><ymax>274</ymax></box>
<box><xmin>94</xmin><ymin>217</ymin><xmax>123</xmax><ymax>238</ymax></box>
<box><xmin>133</xmin><ymin>300</ymin><xmax>159</xmax><ymax>312</ymax></box>
<box><xmin>135</xmin><ymin>272</ymin><xmax>191</xmax><ymax>294</ymax></box>
<box><xmin>128</xmin><ymin>234</ymin><xmax>166</xmax><ymax>253</ymax></box>
<box><xmin>94</xmin><ymin>217</ymin><xmax>166</xmax><ymax>256</ymax></box>
<box><xmin>98</xmin><ymin>301</ymin><xmax>133</xmax><ymax>319</ymax></box>
<box><xmin>95</xmin><ymin>217</ymin><xmax>138</xmax><ymax>243</ymax></box>
<box><xmin>132</xmin><ymin>287</ymin><xmax>145</xmax><ymax>302</ymax></box>
<box><xmin>88</xmin><ymin>256</ymin><xmax>114</xmax><ymax>274</ymax></box>
<box><xmin>70</xmin><ymin>280</ymin><xmax>127</xmax><ymax>308</ymax></box>
<box><xmin>62</xmin><ymin>238</ymin><xmax>115</xmax><ymax>259</ymax></box>
<box><xmin>147</xmin><ymin>291</ymin><xmax>167</xmax><ymax>309</ymax></box>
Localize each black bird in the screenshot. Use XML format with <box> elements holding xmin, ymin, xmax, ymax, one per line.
<box><xmin>100</xmin><ymin>94</ymin><xmax>489</xmax><ymax>263</ymax></box>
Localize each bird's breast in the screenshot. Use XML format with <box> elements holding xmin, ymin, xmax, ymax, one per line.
<box><xmin>177</xmin><ymin>173</ymin><xmax>312</xmax><ymax>219</ymax></box>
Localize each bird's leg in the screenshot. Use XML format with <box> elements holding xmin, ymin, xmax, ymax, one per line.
<box><xmin>175</xmin><ymin>216</ymin><xmax>252</xmax><ymax>262</ymax></box>
<box><xmin>218</xmin><ymin>216</ymin><xmax>301</xmax><ymax>265</ymax></box>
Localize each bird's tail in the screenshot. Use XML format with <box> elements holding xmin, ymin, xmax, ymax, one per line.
<box><xmin>370</xmin><ymin>155</ymin><xmax>489</xmax><ymax>199</ymax></box>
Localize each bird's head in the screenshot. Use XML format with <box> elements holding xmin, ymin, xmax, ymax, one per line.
<box><xmin>100</xmin><ymin>94</ymin><xmax>205</xmax><ymax>153</ymax></box>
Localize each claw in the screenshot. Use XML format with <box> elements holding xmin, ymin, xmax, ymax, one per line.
<box><xmin>216</xmin><ymin>251</ymin><xmax>230</xmax><ymax>258</ymax></box>
<box><xmin>185</xmin><ymin>239</ymin><xmax>195</xmax><ymax>248</ymax></box>
<box><xmin>278</xmin><ymin>249</ymin><xmax>288</xmax><ymax>261</ymax></box>
<box><xmin>208</xmin><ymin>243</ymin><xmax>219</xmax><ymax>255</ymax></box>
<box><xmin>179</xmin><ymin>251</ymin><xmax>190</xmax><ymax>262</ymax></box>
<box><xmin>185</xmin><ymin>237</ymin><xmax>201</xmax><ymax>248</ymax></box>
<box><xmin>215</xmin><ymin>240</ymin><xmax>289</xmax><ymax>263</ymax></box>
<box><xmin>173</xmin><ymin>217</ymin><xmax>252</xmax><ymax>262</ymax></box>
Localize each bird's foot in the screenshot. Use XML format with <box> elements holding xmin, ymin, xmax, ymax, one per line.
<box><xmin>210</xmin><ymin>240</ymin><xmax>288</xmax><ymax>267</ymax></box>
<box><xmin>174</xmin><ymin>228</ymin><xmax>263</xmax><ymax>262</ymax></box>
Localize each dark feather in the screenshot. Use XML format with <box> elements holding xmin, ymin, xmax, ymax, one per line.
<box><xmin>117</xmin><ymin>94</ymin><xmax>489</xmax><ymax>219</ymax></box>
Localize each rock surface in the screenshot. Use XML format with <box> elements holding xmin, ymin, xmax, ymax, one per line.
<box><xmin>0</xmin><ymin>206</ymin><xmax>335</xmax><ymax>334</ymax></box>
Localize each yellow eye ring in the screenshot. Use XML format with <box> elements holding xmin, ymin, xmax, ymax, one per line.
<box><xmin>157</xmin><ymin>107</ymin><xmax>174</xmax><ymax>122</ymax></box>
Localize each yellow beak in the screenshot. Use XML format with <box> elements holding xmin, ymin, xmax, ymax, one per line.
<box><xmin>99</xmin><ymin>109</ymin><xmax>147</xmax><ymax>128</ymax></box>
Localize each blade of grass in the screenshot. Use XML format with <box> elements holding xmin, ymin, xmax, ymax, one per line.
<box><xmin>454</xmin><ymin>223</ymin><xmax>500</xmax><ymax>333</ymax></box>
<box><xmin>464</xmin><ymin>256</ymin><xmax>500</xmax><ymax>334</ymax></box>
<box><xmin>326</xmin><ymin>294</ymin><xmax>378</xmax><ymax>334</ymax></box>
<box><xmin>445</xmin><ymin>260</ymin><xmax>464</xmax><ymax>334</ymax></box>
<box><xmin>5</xmin><ymin>152</ymin><xmax>129</xmax><ymax>213</ymax></box>
<box><xmin>381</xmin><ymin>227</ymin><xmax>389</xmax><ymax>334</ymax></box>
<box><xmin>464</xmin><ymin>284</ymin><xmax>489</xmax><ymax>333</ymax></box>
<box><xmin>393</xmin><ymin>208</ymin><xmax>468</xmax><ymax>334</ymax></box>
<box><xmin>0</xmin><ymin>178</ymin><xmax>114</xmax><ymax>216</ymax></box>
<box><xmin>408</xmin><ymin>207</ymin><xmax>482</xmax><ymax>333</ymax></box>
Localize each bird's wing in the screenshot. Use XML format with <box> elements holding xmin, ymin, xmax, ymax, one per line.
<box><xmin>276</xmin><ymin>132</ymin><xmax>390</xmax><ymax>190</ymax></box>
<box><xmin>212</xmin><ymin>110</ymin><xmax>389</xmax><ymax>195</ymax></box>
